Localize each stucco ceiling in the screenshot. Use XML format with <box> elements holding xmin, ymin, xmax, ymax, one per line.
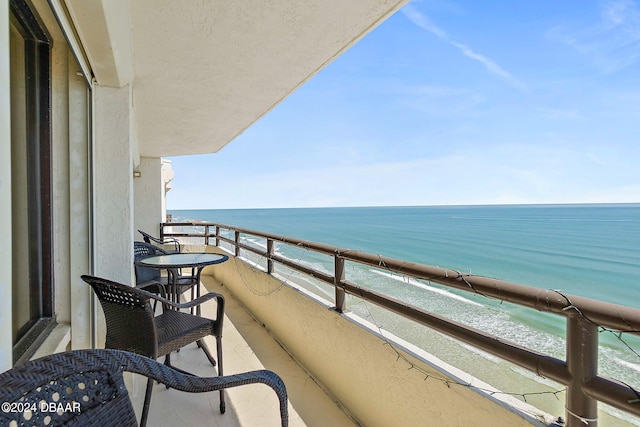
<box><xmin>124</xmin><ymin>0</ymin><xmax>406</xmax><ymax>158</ymax></box>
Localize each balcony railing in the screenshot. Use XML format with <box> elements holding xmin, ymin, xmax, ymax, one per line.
<box><xmin>161</xmin><ymin>221</ymin><xmax>640</xmax><ymax>427</ymax></box>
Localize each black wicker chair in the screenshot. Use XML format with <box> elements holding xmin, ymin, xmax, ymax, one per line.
<box><xmin>134</xmin><ymin>241</ymin><xmax>168</xmax><ymax>287</ymax></box>
<box><xmin>138</xmin><ymin>229</ymin><xmax>180</xmax><ymax>253</ymax></box>
<box><xmin>81</xmin><ymin>275</ymin><xmax>226</xmax><ymax>427</ymax></box>
<box><xmin>0</xmin><ymin>349</ymin><xmax>288</xmax><ymax>427</ymax></box>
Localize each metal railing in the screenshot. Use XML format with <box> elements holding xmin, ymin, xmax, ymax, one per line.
<box><xmin>161</xmin><ymin>221</ymin><xmax>640</xmax><ymax>427</ymax></box>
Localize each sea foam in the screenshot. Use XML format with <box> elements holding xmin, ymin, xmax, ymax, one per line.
<box><xmin>369</xmin><ymin>269</ymin><xmax>484</xmax><ymax>307</ymax></box>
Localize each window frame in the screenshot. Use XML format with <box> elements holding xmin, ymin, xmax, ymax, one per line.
<box><xmin>10</xmin><ymin>0</ymin><xmax>55</xmax><ymax>365</ymax></box>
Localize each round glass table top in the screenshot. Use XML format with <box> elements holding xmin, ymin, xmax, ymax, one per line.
<box><xmin>135</xmin><ymin>252</ymin><xmax>229</xmax><ymax>268</ymax></box>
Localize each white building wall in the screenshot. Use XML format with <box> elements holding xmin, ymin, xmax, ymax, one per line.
<box><xmin>0</xmin><ymin>0</ymin><xmax>13</xmax><ymax>372</ymax></box>
<box><xmin>93</xmin><ymin>84</ymin><xmax>135</xmax><ymax>285</ymax></box>
<box><xmin>134</xmin><ymin>157</ymin><xmax>164</xmax><ymax>239</ymax></box>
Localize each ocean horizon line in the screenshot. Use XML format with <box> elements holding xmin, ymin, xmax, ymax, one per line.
<box><xmin>169</xmin><ymin>201</ymin><xmax>640</xmax><ymax>212</ymax></box>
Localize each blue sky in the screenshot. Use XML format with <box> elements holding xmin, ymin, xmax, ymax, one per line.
<box><xmin>167</xmin><ymin>0</ymin><xmax>640</xmax><ymax>210</ymax></box>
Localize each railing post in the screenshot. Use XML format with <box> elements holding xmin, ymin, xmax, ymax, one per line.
<box><xmin>215</xmin><ymin>225</ymin><xmax>220</xmax><ymax>247</ymax></box>
<box><xmin>234</xmin><ymin>230</ymin><xmax>240</xmax><ymax>257</ymax></box>
<box><xmin>205</xmin><ymin>224</ymin><xmax>209</xmax><ymax>246</ymax></box>
<box><xmin>334</xmin><ymin>255</ymin><xmax>346</xmax><ymax>313</ymax></box>
<box><xmin>267</xmin><ymin>239</ymin><xmax>274</xmax><ymax>274</ymax></box>
<box><xmin>566</xmin><ymin>315</ymin><xmax>599</xmax><ymax>427</ymax></box>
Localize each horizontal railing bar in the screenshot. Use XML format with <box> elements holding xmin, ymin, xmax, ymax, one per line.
<box><xmin>336</xmin><ymin>249</ymin><xmax>640</xmax><ymax>334</ymax></box>
<box><xmin>207</xmin><ymin>234</ymin><xmax>276</xmax><ymax>257</ymax></box>
<box><xmin>215</xmin><ymin>235</ymin><xmax>237</xmax><ymax>247</ymax></box>
<box><xmin>214</xmin><ymin>233</ymin><xmax>335</xmax><ymax>283</ymax></box>
<box><xmin>164</xmin><ymin>222</ymin><xmax>340</xmax><ymax>255</ymax></box>
<box><xmin>237</xmin><ymin>243</ymin><xmax>267</xmax><ymax>257</ymax></box>
<box><xmin>217</xmin><ymin>236</ymin><xmax>271</xmax><ymax>259</ymax></box>
<box><xmin>584</xmin><ymin>377</ymin><xmax>640</xmax><ymax>418</ymax></box>
<box><xmin>162</xmin><ymin>221</ymin><xmax>208</xmax><ymax>227</ymax></box>
<box><xmin>270</xmin><ymin>254</ymin><xmax>334</xmax><ymax>284</ymax></box>
<box><xmin>158</xmin><ymin>232</ymin><xmax>201</xmax><ymax>238</ymax></box>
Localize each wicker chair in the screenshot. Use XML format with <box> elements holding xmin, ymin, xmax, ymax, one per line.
<box><xmin>134</xmin><ymin>241</ymin><xmax>168</xmax><ymax>287</ymax></box>
<box><xmin>0</xmin><ymin>349</ymin><xmax>288</xmax><ymax>427</ymax></box>
<box><xmin>81</xmin><ymin>275</ymin><xmax>226</xmax><ymax>427</ymax></box>
<box><xmin>138</xmin><ymin>229</ymin><xmax>180</xmax><ymax>253</ymax></box>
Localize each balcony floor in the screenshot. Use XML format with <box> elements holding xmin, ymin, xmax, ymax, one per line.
<box><xmin>127</xmin><ymin>275</ymin><xmax>356</xmax><ymax>427</ymax></box>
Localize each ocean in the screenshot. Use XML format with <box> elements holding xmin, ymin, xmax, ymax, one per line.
<box><xmin>169</xmin><ymin>204</ymin><xmax>640</xmax><ymax>425</ymax></box>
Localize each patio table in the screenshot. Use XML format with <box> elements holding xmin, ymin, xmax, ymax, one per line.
<box><xmin>135</xmin><ymin>252</ymin><xmax>229</xmax><ymax>313</ymax></box>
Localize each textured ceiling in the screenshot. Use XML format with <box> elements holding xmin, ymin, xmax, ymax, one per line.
<box><xmin>128</xmin><ymin>0</ymin><xmax>406</xmax><ymax>158</ymax></box>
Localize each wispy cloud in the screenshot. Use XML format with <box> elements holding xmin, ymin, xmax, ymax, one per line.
<box><xmin>547</xmin><ymin>0</ymin><xmax>640</xmax><ymax>73</ymax></box>
<box><xmin>401</xmin><ymin>4</ymin><xmax>527</xmax><ymax>91</ymax></box>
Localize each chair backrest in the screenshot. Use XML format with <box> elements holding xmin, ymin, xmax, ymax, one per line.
<box><xmin>0</xmin><ymin>350</ymin><xmax>138</xmax><ymax>427</ymax></box>
<box><xmin>81</xmin><ymin>275</ymin><xmax>158</xmax><ymax>358</ymax></box>
<box><xmin>138</xmin><ymin>229</ymin><xmax>180</xmax><ymax>253</ymax></box>
<box><xmin>138</xmin><ymin>229</ymin><xmax>157</xmax><ymax>244</ymax></box>
<box><xmin>134</xmin><ymin>241</ymin><xmax>168</xmax><ymax>285</ymax></box>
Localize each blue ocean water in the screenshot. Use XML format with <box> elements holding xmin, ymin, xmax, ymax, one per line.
<box><xmin>170</xmin><ymin>204</ymin><xmax>640</xmax><ymax>424</ymax></box>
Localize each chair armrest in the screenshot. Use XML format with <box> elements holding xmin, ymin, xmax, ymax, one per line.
<box><xmin>112</xmin><ymin>350</ymin><xmax>288</xmax><ymax>427</ymax></box>
<box><xmin>153</xmin><ymin>235</ymin><xmax>180</xmax><ymax>252</ymax></box>
<box><xmin>164</xmin><ymin>237</ymin><xmax>181</xmax><ymax>252</ymax></box>
<box><xmin>137</xmin><ymin>281</ymin><xmax>168</xmax><ymax>298</ymax></box>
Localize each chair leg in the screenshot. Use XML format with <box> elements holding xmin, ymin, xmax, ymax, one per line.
<box><xmin>195</xmin><ymin>270</ymin><xmax>202</xmax><ymax>316</ymax></box>
<box><xmin>196</xmin><ymin>340</ymin><xmax>216</xmax><ymax>367</ymax></box>
<box><xmin>140</xmin><ymin>377</ymin><xmax>154</xmax><ymax>427</ymax></box>
<box><xmin>195</xmin><ymin>338</ymin><xmax>225</xmax><ymax>413</ymax></box>
<box><xmin>190</xmin><ymin>285</ymin><xmax>196</xmax><ymax>315</ymax></box>
<box><xmin>216</xmin><ymin>336</ymin><xmax>225</xmax><ymax>413</ymax></box>
<box><xmin>163</xmin><ymin>354</ymin><xmax>172</xmax><ymax>389</ymax></box>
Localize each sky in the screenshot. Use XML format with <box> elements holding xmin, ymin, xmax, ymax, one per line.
<box><xmin>167</xmin><ymin>0</ymin><xmax>640</xmax><ymax>210</ymax></box>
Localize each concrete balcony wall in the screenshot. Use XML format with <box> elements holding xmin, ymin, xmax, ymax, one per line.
<box><xmin>193</xmin><ymin>245</ymin><xmax>547</xmax><ymax>427</ymax></box>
